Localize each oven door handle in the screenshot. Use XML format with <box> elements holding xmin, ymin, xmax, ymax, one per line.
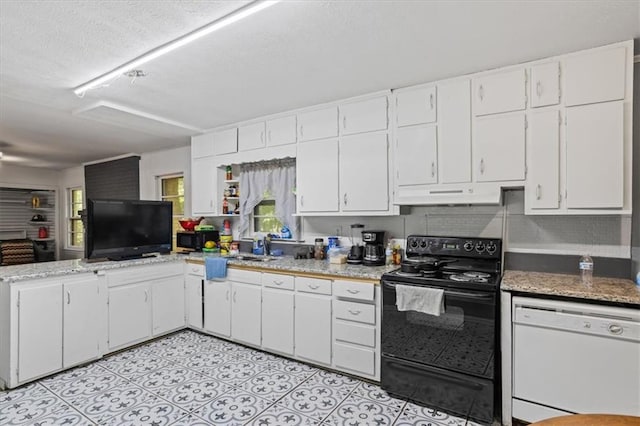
<box><xmin>382</xmin><ymin>281</ymin><xmax>494</xmax><ymax>300</ymax></box>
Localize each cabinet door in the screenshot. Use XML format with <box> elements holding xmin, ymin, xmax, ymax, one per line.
<box><xmin>296</xmin><ymin>139</ymin><xmax>339</xmax><ymax>212</ymax></box>
<box><xmin>396</xmin><ymin>86</ymin><xmax>436</xmax><ymax>127</ymax></box>
<box><xmin>527</xmin><ymin>110</ymin><xmax>560</xmax><ymax>210</ymax></box>
<box><xmin>566</xmin><ymin>101</ymin><xmax>623</xmax><ymax>209</ymax></box>
<box><xmin>18</xmin><ymin>284</ymin><xmax>62</xmax><ymax>383</ymax></box>
<box><xmin>212</xmin><ymin>128</ymin><xmax>238</xmax><ymax>155</ymax></box>
<box><xmin>295</xmin><ymin>293</ymin><xmax>331</xmax><ymax>365</ymax></box>
<box><xmin>438</xmin><ymin>79</ymin><xmax>471</xmax><ymax>183</ymax></box>
<box><xmin>191</xmin><ymin>133</ymin><xmax>215</xmax><ymax>158</ymax></box>
<box><xmin>238</xmin><ymin>122</ymin><xmax>266</xmax><ymax>151</ymax></box>
<box><xmin>266</xmin><ymin>115</ymin><xmax>297</xmax><ymax>146</ymax></box>
<box><xmin>340</xmin><ymin>96</ymin><xmax>388</xmax><ymax>135</ymax></box>
<box><xmin>298</xmin><ymin>107</ymin><xmax>338</xmax><ymax>142</ymax></box>
<box><xmin>340</xmin><ymin>132</ymin><xmax>389</xmax><ymax>211</ymax></box>
<box><xmin>564</xmin><ymin>46</ymin><xmax>626</xmax><ymax>107</ymax></box>
<box><xmin>396</xmin><ymin>125</ymin><xmax>437</xmax><ymax>186</ymax></box>
<box><xmin>204</xmin><ymin>280</ymin><xmax>231</xmax><ymax>337</ymax></box>
<box><xmin>152</xmin><ymin>276</ymin><xmax>185</xmax><ymax>336</ymax></box>
<box><xmin>108</xmin><ymin>283</ymin><xmax>151</xmax><ymax>350</ymax></box>
<box><xmin>473</xmin><ymin>68</ymin><xmax>526</xmax><ymax>116</ymax></box>
<box><xmin>63</xmin><ymin>278</ymin><xmax>100</xmax><ymax>368</ymax></box>
<box><xmin>474</xmin><ymin>113</ymin><xmax>526</xmax><ymax>182</ymax></box>
<box><xmin>231</xmin><ymin>282</ymin><xmax>262</xmax><ymax>347</ymax></box>
<box><xmin>186</xmin><ymin>274</ymin><xmax>203</xmax><ymax>329</ymax></box>
<box><xmin>530</xmin><ymin>62</ymin><xmax>560</xmax><ymax>108</ymax></box>
<box><xmin>262</xmin><ymin>288</ymin><xmax>294</xmax><ymax>356</ymax></box>
<box><xmin>191</xmin><ymin>156</ymin><xmax>217</xmax><ymax>215</ymax></box>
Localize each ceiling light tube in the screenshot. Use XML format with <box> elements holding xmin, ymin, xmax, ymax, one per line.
<box><xmin>74</xmin><ymin>0</ymin><xmax>279</xmax><ymax>95</ymax></box>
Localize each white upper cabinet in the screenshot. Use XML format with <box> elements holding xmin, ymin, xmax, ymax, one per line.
<box><xmin>474</xmin><ymin>112</ymin><xmax>526</xmax><ymax>182</ymax></box>
<box><xmin>437</xmin><ymin>79</ymin><xmax>471</xmax><ymax>184</ymax></box>
<box><xmin>191</xmin><ymin>155</ymin><xmax>217</xmax><ymax>216</ymax></box>
<box><xmin>396</xmin><ymin>85</ymin><xmax>437</xmax><ymax>127</ymax></box>
<box><xmin>339</xmin><ymin>96</ymin><xmax>388</xmax><ymax>135</ymax></box>
<box><xmin>339</xmin><ymin>132</ymin><xmax>389</xmax><ymax>211</ymax></box>
<box><xmin>530</xmin><ymin>62</ymin><xmax>560</xmax><ymax>108</ymax></box>
<box><xmin>566</xmin><ymin>101</ymin><xmax>624</xmax><ymax>209</ymax></box>
<box><xmin>564</xmin><ymin>46</ymin><xmax>626</xmax><ymax>107</ymax></box>
<box><xmin>266</xmin><ymin>115</ymin><xmax>297</xmax><ymax>146</ymax></box>
<box><xmin>396</xmin><ymin>125</ymin><xmax>437</xmax><ymax>187</ymax></box>
<box><xmin>238</xmin><ymin>122</ymin><xmax>266</xmax><ymax>152</ymax></box>
<box><xmin>298</xmin><ymin>106</ymin><xmax>338</xmax><ymax>142</ymax></box>
<box><xmin>296</xmin><ymin>139</ymin><xmax>339</xmax><ymax>212</ymax></box>
<box><xmin>191</xmin><ymin>133</ymin><xmax>216</xmax><ymax>158</ymax></box>
<box><xmin>527</xmin><ymin>109</ymin><xmax>560</xmax><ymax>210</ymax></box>
<box><xmin>473</xmin><ymin>68</ymin><xmax>527</xmax><ymax>116</ymax></box>
<box><xmin>211</xmin><ymin>128</ymin><xmax>238</xmax><ymax>156</ymax></box>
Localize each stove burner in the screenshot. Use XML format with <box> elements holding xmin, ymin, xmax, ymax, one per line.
<box><xmin>463</xmin><ymin>271</ymin><xmax>490</xmax><ymax>279</ymax></box>
<box><xmin>450</xmin><ymin>274</ymin><xmax>489</xmax><ymax>283</ymax></box>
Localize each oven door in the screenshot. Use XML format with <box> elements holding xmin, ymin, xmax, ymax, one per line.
<box><xmin>381</xmin><ymin>279</ymin><xmax>497</xmax><ymax>379</ymax></box>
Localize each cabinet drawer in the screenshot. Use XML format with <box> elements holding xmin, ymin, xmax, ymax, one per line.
<box><xmin>334</xmin><ymin>320</ymin><xmax>375</xmax><ymax>347</ymax></box>
<box><xmin>334</xmin><ymin>300</ymin><xmax>375</xmax><ymax>325</ymax></box>
<box><xmin>227</xmin><ymin>268</ymin><xmax>261</xmax><ymax>285</ymax></box>
<box><xmin>333</xmin><ymin>342</ymin><xmax>375</xmax><ymax>376</ymax></box>
<box><xmin>295</xmin><ymin>277</ymin><xmax>332</xmax><ymax>295</ymax></box>
<box><xmin>333</xmin><ymin>280</ymin><xmax>374</xmax><ymax>301</ymax></box>
<box><xmin>339</xmin><ymin>96</ymin><xmax>388</xmax><ymax>135</ymax></box>
<box><xmin>262</xmin><ymin>272</ymin><xmax>294</xmax><ymax>291</ymax></box>
<box><xmin>186</xmin><ymin>263</ymin><xmax>204</xmax><ymax>277</ymax></box>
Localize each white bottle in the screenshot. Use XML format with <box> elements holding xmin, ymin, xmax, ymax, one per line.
<box><xmin>579</xmin><ymin>254</ymin><xmax>593</xmax><ymax>286</ymax></box>
<box><xmin>385</xmin><ymin>240</ymin><xmax>394</xmax><ymax>266</ymax></box>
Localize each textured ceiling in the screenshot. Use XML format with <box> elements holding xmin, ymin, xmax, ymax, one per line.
<box><xmin>0</xmin><ymin>0</ymin><xmax>639</xmax><ymax>170</ymax></box>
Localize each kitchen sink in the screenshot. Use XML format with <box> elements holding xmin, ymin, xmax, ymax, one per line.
<box><xmin>233</xmin><ymin>255</ymin><xmax>276</xmax><ymax>262</ymax></box>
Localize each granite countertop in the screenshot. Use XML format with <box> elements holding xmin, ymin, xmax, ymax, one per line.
<box><xmin>188</xmin><ymin>253</ymin><xmax>397</xmax><ymax>281</ymax></box>
<box><xmin>502</xmin><ymin>270</ymin><xmax>640</xmax><ymax>305</ymax></box>
<box><xmin>0</xmin><ymin>254</ymin><xmax>186</xmax><ymax>283</ymax></box>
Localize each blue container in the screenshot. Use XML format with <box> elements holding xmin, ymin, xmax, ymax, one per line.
<box><xmin>328</xmin><ymin>236</ymin><xmax>339</xmax><ymax>249</ymax></box>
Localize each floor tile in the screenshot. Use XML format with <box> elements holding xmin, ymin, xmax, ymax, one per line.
<box><xmin>168</xmin><ymin>413</ymin><xmax>212</xmax><ymax>425</ymax></box>
<box><xmin>322</xmin><ymin>392</ymin><xmax>402</xmax><ymax>425</ymax></box>
<box><xmin>276</xmin><ymin>380</ymin><xmax>352</xmax><ymax>422</ymax></box>
<box><xmin>67</xmin><ymin>382</ymin><xmax>156</xmax><ymax>424</ymax></box>
<box><xmin>175</xmin><ymin>350</ymin><xmax>237</xmax><ymax>373</ymax></box>
<box><xmin>351</xmin><ymin>382</ymin><xmax>407</xmax><ymax>410</ymax></box>
<box><xmin>132</xmin><ymin>366</ymin><xmax>204</xmax><ymax>394</ymax></box>
<box><xmin>41</xmin><ymin>364</ymin><xmax>127</xmax><ymax>400</ymax></box>
<box><xmin>395</xmin><ymin>402</ymin><xmax>472</xmax><ymax>426</ymax></box>
<box><xmin>154</xmin><ymin>376</ymin><xmax>232</xmax><ymax>412</ymax></box>
<box><xmin>201</xmin><ymin>358</ymin><xmax>268</xmax><ymax>386</ymax></box>
<box><xmin>99</xmin><ymin>356</ymin><xmax>175</xmax><ymax>380</ymax></box>
<box><xmin>246</xmin><ymin>403</ymin><xmax>320</xmax><ymax>425</ymax></box>
<box><xmin>194</xmin><ymin>387</ymin><xmax>274</xmax><ymax>425</ymax></box>
<box><xmin>101</xmin><ymin>394</ymin><xmax>188</xmax><ymax>426</ymax></box>
<box><xmin>264</xmin><ymin>357</ymin><xmax>318</xmax><ymax>378</ymax></box>
<box><xmin>0</xmin><ymin>384</ymin><xmax>81</xmax><ymax>426</ymax></box>
<box><xmin>238</xmin><ymin>369</ymin><xmax>307</xmax><ymax>402</ymax></box>
<box><xmin>306</xmin><ymin>369</ymin><xmax>360</xmax><ymax>394</ymax></box>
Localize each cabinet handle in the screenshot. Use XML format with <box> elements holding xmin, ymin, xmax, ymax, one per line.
<box><xmin>300</xmin><ymin>195</ymin><xmax>304</xmax><ymax>207</ymax></box>
<box><xmin>308</xmin><ymin>284</ymin><xmax>320</xmax><ymax>290</ymax></box>
<box><xmin>429</xmin><ymin>93</ymin><xmax>434</xmax><ymax>109</ymax></box>
<box><xmin>226</xmin><ymin>290</ymin><xmax>229</xmax><ymax>301</ymax></box>
<box><xmin>536</xmin><ymin>184</ymin><xmax>542</xmax><ymax>200</ymax></box>
<box><xmin>431</xmin><ymin>161</ymin><xmax>435</xmax><ymax>178</ymax></box>
<box><xmin>300</xmin><ymin>125</ymin><xmax>304</xmax><ymax>139</ymax></box>
<box><xmin>478</xmin><ymin>84</ymin><xmax>484</xmax><ymax>101</ymax></box>
<box><xmin>348</xmin><ymin>309</ymin><xmax>361</xmax><ymax>315</ymax></box>
<box><xmin>273</xmin><ymin>280</ymin><xmax>283</xmax><ymax>286</ymax></box>
<box><xmin>233</xmin><ymin>291</ymin><xmax>237</xmax><ymax>303</ymax></box>
<box><xmin>268</xmin><ymin>130</ymin><xmax>272</xmax><ymax>142</ymax></box>
<box><xmin>480</xmin><ymin>158</ymin><xmax>485</xmax><ymax>174</ymax></box>
<box><xmin>67</xmin><ymin>291</ymin><xmax>71</xmax><ymax>305</ymax></box>
<box><xmin>536</xmin><ymin>81</ymin><xmax>542</xmax><ymax>97</ymax></box>
<box><xmin>260</xmin><ymin>131</ymin><xmax>264</xmax><ymax>143</ymax></box>
<box><xmin>608</xmin><ymin>324</ymin><xmax>623</xmax><ymax>335</ymax></box>
<box><xmin>346</xmin><ymin>289</ymin><xmax>359</xmax><ymax>294</ymax></box>
<box><xmin>144</xmin><ymin>290</ymin><xmax>148</xmax><ymax>303</ymax></box>
<box><xmin>343</xmin><ymin>193</ymin><xmax>348</xmax><ymax>206</ymax></box>
<box><xmin>343</xmin><ymin>116</ymin><xmax>347</xmax><ymax>130</ymax></box>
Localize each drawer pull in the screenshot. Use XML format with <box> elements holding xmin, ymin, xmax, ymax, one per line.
<box><xmin>308</xmin><ymin>284</ymin><xmax>320</xmax><ymax>290</ymax></box>
<box><xmin>348</xmin><ymin>309</ymin><xmax>361</xmax><ymax>315</ymax></box>
<box><xmin>346</xmin><ymin>289</ymin><xmax>360</xmax><ymax>294</ymax></box>
<box><xmin>273</xmin><ymin>280</ymin><xmax>283</xmax><ymax>286</ymax></box>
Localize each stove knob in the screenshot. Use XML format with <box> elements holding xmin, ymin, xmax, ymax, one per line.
<box><xmin>463</xmin><ymin>241</ymin><xmax>474</xmax><ymax>252</ymax></box>
<box><xmin>410</xmin><ymin>239</ymin><xmax>418</xmax><ymax>248</ymax></box>
<box><xmin>475</xmin><ymin>242</ymin><xmax>485</xmax><ymax>253</ymax></box>
<box><xmin>486</xmin><ymin>242</ymin><xmax>497</xmax><ymax>254</ymax></box>
<box><xmin>420</xmin><ymin>240</ymin><xmax>427</xmax><ymax>248</ymax></box>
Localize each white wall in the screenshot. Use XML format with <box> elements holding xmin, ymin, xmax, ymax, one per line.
<box><xmin>58</xmin><ymin>166</ymin><xmax>84</xmax><ymax>260</ymax></box>
<box><xmin>0</xmin><ymin>163</ymin><xmax>61</xmax><ymax>189</ymax></box>
<box><xmin>139</xmin><ymin>146</ymin><xmax>191</xmax><ymax>213</ymax></box>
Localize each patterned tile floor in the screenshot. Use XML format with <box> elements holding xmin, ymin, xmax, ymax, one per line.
<box><xmin>0</xmin><ymin>330</ymin><xmax>485</xmax><ymax>426</ymax></box>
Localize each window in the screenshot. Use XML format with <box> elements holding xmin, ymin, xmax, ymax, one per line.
<box><xmin>67</xmin><ymin>187</ymin><xmax>84</xmax><ymax>248</ymax></box>
<box><xmin>253</xmin><ymin>199</ymin><xmax>284</xmax><ymax>234</ymax></box>
<box><xmin>160</xmin><ymin>174</ymin><xmax>184</xmax><ymax>250</ymax></box>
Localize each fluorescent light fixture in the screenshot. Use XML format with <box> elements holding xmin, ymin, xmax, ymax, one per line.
<box><xmin>74</xmin><ymin>0</ymin><xmax>279</xmax><ymax>95</ymax></box>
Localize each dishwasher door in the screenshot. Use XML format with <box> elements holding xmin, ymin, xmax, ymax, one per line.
<box><xmin>512</xmin><ymin>297</ymin><xmax>640</xmax><ymax>418</ymax></box>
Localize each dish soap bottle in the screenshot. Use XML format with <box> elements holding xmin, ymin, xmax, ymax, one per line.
<box><xmin>579</xmin><ymin>254</ymin><xmax>593</xmax><ymax>286</ymax></box>
<box><xmin>386</xmin><ymin>240</ymin><xmax>394</xmax><ymax>266</ymax></box>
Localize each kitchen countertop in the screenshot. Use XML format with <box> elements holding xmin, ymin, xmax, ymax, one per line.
<box><xmin>501</xmin><ymin>270</ymin><xmax>640</xmax><ymax>305</ymax></box>
<box><xmin>188</xmin><ymin>253</ymin><xmax>397</xmax><ymax>282</ymax></box>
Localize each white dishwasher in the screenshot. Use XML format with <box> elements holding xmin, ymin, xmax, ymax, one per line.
<box><xmin>512</xmin><ymin>296</ymin><xmax>640</xmax><ymax>423</ymax></box>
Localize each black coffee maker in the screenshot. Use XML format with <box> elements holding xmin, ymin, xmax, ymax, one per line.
<box><xmin>362</xmin><ymin>230</ymin><xmax>385</xmax><ymax>266</ymax></box>
<box><xmin>347</xmin><ymin>223</ymin><xmax>365</xmax><ymax>264</ymax></box>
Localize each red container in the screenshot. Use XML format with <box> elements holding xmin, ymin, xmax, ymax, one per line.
<box><xmin>178</xmin><ymin>217</ymin><xmax>203</xmax><ymax>231</ymax></box>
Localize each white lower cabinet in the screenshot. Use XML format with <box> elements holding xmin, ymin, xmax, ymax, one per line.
<box><xmin>63</xmin><ymin>277</ymin><xmax>102</xmax><ymax>369</ymax></box>
<box><xmin>262</xmin><ymin>288</ymin><xmax>294</xmax><ymax>356</ymax></box>
<box><xmin>108</xmin><ymin>282</ymin><xmax>151</xmax><ymax>350</ymax></box>
<box><xmin>204</xmin><ymin>280</ymin><xmax>231</xmax><ymax>337</ymax></box>
<box><xmin>152</xmin><ymin>276</ymin><xmax>186</xmax><ymax>336</ymax></box>
<box><xmin>185</xmin><ymin>268</ymin><xmax>204</xmax><ymax>329</ymax></box>
<box><xmin>231</xmin><ymin>282</ymin><xmax>262</xmax><ymax>347</ymax></box>
<box><xmin>295</xmin><ymin>292</ymin><xmax>332</xmax><ymax>366</ymax></box>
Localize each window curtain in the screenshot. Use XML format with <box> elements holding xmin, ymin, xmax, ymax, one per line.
<box><xmin>239</xmin><ymin>158</ymin><xmax>297</xmax><ymax>237</ymax></box>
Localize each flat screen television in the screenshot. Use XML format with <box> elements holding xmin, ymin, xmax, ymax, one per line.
<box><xmin>85</xmin><ymin>199</ymin><xmax>173</xmax><ymax>261</ymax></box>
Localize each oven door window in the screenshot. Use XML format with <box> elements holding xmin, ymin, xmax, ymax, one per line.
<box><xmin>381</xmin><ymin>280</ymin><xmax>496</xmax><ymax>379</ymax></box>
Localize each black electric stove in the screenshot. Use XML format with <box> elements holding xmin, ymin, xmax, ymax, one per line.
<box><xmin>381</xmin><ymin>235</ymin><xmax>502</xmax><ymax>424</ymax></box>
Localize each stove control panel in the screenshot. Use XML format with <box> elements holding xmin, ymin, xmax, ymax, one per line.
<box><xmin>405</xmin><ymin>235</ymin><xmax>502</xmax><ymax>259</ymax></box>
